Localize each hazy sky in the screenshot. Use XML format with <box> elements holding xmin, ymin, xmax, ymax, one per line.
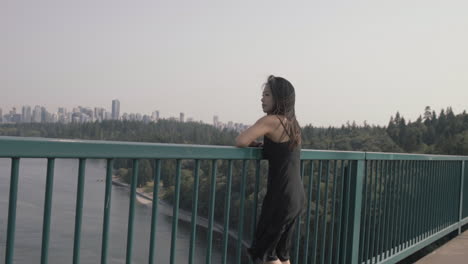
<box><xmin>2</xmin><ymin>0</ymin><xmax>467</xmax><ymax>127</ymax></box>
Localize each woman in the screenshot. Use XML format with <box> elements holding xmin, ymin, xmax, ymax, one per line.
<box><xmin>236</xmin><ymin>75</ymin><xmax>306</xmax><ymax>264</ymax></box>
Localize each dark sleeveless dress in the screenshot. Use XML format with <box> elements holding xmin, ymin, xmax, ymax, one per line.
<box><xmin>248</xmin><ymin>136</ymin><xmax>306</xmax><ymax>262</ymax></box>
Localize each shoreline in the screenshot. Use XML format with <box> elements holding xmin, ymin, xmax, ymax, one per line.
<box><xmin>111</xmin><ymin>175</ymin><xmax>250</xmax><ymax>248</ymax></box>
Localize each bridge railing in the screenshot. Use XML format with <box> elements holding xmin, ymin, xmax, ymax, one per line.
<box><xmin>1</xmin><ymin>136</ymin><xmax>467</xmax><ymax>264</ymax></box>
<box><xmin>359</xmin><ymin>153</ymin><xmax>467</xmax><ymax>264</ymax></box>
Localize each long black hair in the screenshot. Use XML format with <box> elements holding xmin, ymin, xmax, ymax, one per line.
<box><xmin>264</xmin><ymin>75</ymin><xmax>301</xmax><ymax>149</ymax></box>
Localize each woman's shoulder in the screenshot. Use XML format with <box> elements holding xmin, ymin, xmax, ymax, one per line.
<box><xmin>256</xmin><ymin>114</ymin><xmax>286</xmax><ymax>125</ymax></box>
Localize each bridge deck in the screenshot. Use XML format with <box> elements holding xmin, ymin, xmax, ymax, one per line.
<box><xmin>415</xmin><ymin>230</ymin><xmax>468</xmax><ymax>264</ymax></box>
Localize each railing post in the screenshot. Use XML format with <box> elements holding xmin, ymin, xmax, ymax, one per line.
<box><xmin>41</xmin><ymin>158</ymin><xmax>55</xmax><ymax>264</ymax></box>
<box><xmin>347</xmin><ymin>159</ymin><xmax>365</xmax><ymax>264</ymax></box>
<box><xmin>73</xmin><ymin>158</ymin><xmax>86</xmax><ymax>264</ymax></box>
<box><xmin>459</xmin><ymin>161</ymin><xmax>465</xmax><ymax>234</ymax></box>
<box><xmin>5</xmin><ymin>158</ymin><xmax>20</xmax><ymax>264</ymax></box>
<box><xmin>125</xmin><ymin>159</ymin><xmax>139</xmax><ymax>264</ymax></box>
<box><xmin>100</xmin><ymin>159</ymin><xmax>114</xmax><ymax>264</ymax></box>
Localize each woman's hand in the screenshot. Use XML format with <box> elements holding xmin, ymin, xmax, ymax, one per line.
<box><xmin>248</xmin><ymin>141</ymin><xmax>264</xmax><ymax>148</ymax></box>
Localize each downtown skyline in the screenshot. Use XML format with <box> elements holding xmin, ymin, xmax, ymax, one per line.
<box><xmin>0</xmin><ymin>100</ymin><xmax>249</xmax><ymax>132</ymax></box>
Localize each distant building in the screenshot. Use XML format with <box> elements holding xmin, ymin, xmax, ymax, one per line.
<box><xmin>6</xmin><ymin>108</ymin><xmax>21</xmax><ymax>123</ymax></box>
<box><xmin>32</xmin><ymin>106</ymin><xmax>42</xmax><ymax>123</ymax></box>
<box><xmin>58</xmin><ymin>107</ymin><xmax>66</xmax><ymax>114</ymax></box>
<box><xmin>58</xmin><ymin>107</ymin><xmax>68</xmax><ymax>123</ymax></box>
<box><xmin>41</xmin><ymin>107</ymin><xmax>50</xmax><ymax>123</ymax></box>
<box><xmin>80</xmin><ymin>107</ymin><xmax>94</xmax><ymax>121</ymax></box>
<box><xmin>112</xmin><ymin>99</ymin><xmax>120</xmax><ymax>120</ymax></box>
<box><xmin>213</xmin><ymin>115</ymin><xmax>219</xmax><ymax>127</ymax></box>
<box><xmin>0</xmin><ymin>108</ymin><xmax>3</xmax><ymax>123</ymax></box>
<box><xmin>105</xmin><ymin>111</ymin><xmax>112</xmax><ymax>120</ymax></box>
<box><xmin>72</xmin><ymin>113</ymin><xmax>81</xmax><ymax>123</ymax></box>
<box><xmin>136</xmin><ymin>113</ymin><xmax>142</xmax><ymax>121</ymax></box>
<box><xmin>51</xmin><ymin>113</ymin><xmax>58</xmax><ymax>123</ymax></box>
<box><xmin>94</xmin><ymin>107</ymin><xmax>105</xmax><ymax>121</ymax></box>
<box><xmin>22</xmin><ymin>106</ymin><xmax>32</xmax><ymax>123</ymax></box>
<box><xmin>56</xmin><ymin>107</ymin><xmax>72</xmax><ymax>123</ymax></box>
<box><xmin>180</xmin><ymin>112</ymin><xmax>185</xmax><ymax>122</ymax></box>
<box><xmin>152</xmin><ymin>111</ymin><xmax>160</xmax><ymax>122</ymax></box>
<box><xmin>143</xmin><ymin>115</ymin><xmax>151</xmax><ymax>123</ymax></box>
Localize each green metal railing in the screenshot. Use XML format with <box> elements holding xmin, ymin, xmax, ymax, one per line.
<box><xmin>1</xmin><ymin>136</ymin><xmax>468</xmax><ymax>264</ymax></box>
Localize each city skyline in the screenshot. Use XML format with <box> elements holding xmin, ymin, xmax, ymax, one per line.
<box><xmin>1</xmin><ymin>98</ymin><xmax>467</xmax><ymax>128</ymax></box>
<box><xmin>0</xmin><ymin>100</ymin><xmax>249</xmax><ymax>131</ymax></box>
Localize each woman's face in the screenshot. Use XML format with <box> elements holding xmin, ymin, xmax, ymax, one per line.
<box><xmin>261</xmin><ymin>85</ymin><xmax>274</xmax><ymax>113</ymax></box>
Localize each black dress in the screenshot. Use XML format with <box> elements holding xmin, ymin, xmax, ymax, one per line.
<box><xmin>248</xmin><ymin>136</ymin><xmax>306</xmax><ymax>262</ymax></box>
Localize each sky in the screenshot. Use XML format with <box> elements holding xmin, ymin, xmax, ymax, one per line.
<box><xmin>1</xmin><ymin>0</ymin><xmax>467</xmax><ymax>127</ymax></box>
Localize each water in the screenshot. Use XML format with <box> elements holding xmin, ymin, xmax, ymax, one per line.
<box><xmin>0</xmin><ymin>158</ymin><xmax>234</xmax><ymax>264</ymax></box>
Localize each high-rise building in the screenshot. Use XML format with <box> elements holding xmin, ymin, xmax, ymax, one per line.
<box><xmin>8</xmin><ymin>108</ymin><xmax>21</xmax><ymax>123</ymax></box>
<box><xmin>58</xmin><ymin>107</ymin><xmax>68</xmax><ymax>123</ymax></box>
<box><xmin>136</xmin><ymin>113</ymin><xmax>142</xmax><ymax>121</ymax></box>
<box><xmin>81</xmin><ymin>107</ymin><xmax>94</xmax><ymax>121</ymax></box>
<box><xmin>0</xmin><ymin>108</ymin><xmax>3</xmax><ymax>123</ymax></box>
<box><xmin>143</xmin><ymin>115</ymin><xmax>151</xmax><ymax>123</ymax></box>
<box><xmin>112</xmin><ymin>99</ymin><xmax>120</xmax><ymax>120</ymax></box>
<box><xmin>32</xmin><ymin>106</ymin><xmax>42</xmax><ymax>123</ymax></box>
<box><xmin>51</xmin><ymin>113</ymin><xmax>58</xmax><ymax>123</ymax></box>
<box><xmin>152</xmin><ymin>111</ymin><xmax>160</xmax><ymax>121</ymax></box>
<box><xmin>58</xmin><ymin>107</ymin><xmax>66</xmax><ymax>114</ymax></box>
<box><xmin>105</xmin><ymin>111</ymin><xmax>112</xmax><ymax>120</ymax></box>
<box><xmin>22</xmin><ymin>105</ymin><xmax>32</xmax><ymax>123</ymax></box>
<box><xmin>94</xmin><ymin>107</ymin><xmax>105</xmax><ymax>121</ymax></box>
<box><xmin>180</xmin><ymin>112</ymin><xmax>185</xmax><ymax>122</ymax></box>
<box><xmin>41</xmin><ymin>107</ymin><xmax>49</xmax><ymax>123</ymax></box>
<box><xmin>213</xmin><ymin>115</ymin><xmax>219</xmax><ymax>127</ymax></box>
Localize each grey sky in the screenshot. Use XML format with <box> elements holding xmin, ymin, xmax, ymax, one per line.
<box><xmin>2</xmin><ymin>0</ymin><xmax>467</xmax><ymax>127</ymax></box>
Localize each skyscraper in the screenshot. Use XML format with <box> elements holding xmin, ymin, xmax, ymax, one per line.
<box><xmin>112</xmin><ymin>99</ymin><xmax>120</xmax><ymax>120</ymax></box>
<box><xmin>180</xmin><ymin>112</ymin><xmax>185</xmax><ymax>122</ymax></box>
<box><xmin>213</xmin><ymin>115</ymin><xmax>219</xmax><ymax>127</ymax></box>
<box><xmin>32</xmin><ymin>106</ymin><xmax>42</xmax><ymax>122</ymax></box>
<box><xmin>9</xmin><ymin>108</ymin><xmax>21</xmax><ymax>123</ymax></box>
<box><xmin>0</xmin><ymin>108</ymin><xmax>3</xmax><ymax>123</ymax></box>
<box><xmin>152</xmin><ymin>110</ymin><xmax>160</xmax><ymax>121</ymax></box>
<box><xmin>22</xmin><ymin>105</ymin><xmax>32</xmax><ymax>123</ymax></box>
<box><xmin>58</xmin><ymin>107</ymin><xmax>68</xmax><ymax>123</ymax></box>
<box><xmin>105</xmin><ymin>111</ymin><xmax>112</xmax><ymax>120</ymax></box>
<box><xmin>94</xmin><ymin>107</ymin><xmax>105</xmax><ymax>121</ymax></box>
<box><xmin>41</xmin><ymin>107</ymin><xmax>48</xmax><ymax>123</ymax></box>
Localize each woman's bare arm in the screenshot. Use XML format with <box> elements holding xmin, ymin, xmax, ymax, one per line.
<box><xmin>235</xmin><ymin>115</ymin><xmax>276</xmax><ymax>147</ymax></box>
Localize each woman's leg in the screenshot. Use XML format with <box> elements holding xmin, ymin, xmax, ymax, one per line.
<box><xmin>275</xmin><ymin>218</ymin><xmax>297</xmax><ymax>264</ymax></box>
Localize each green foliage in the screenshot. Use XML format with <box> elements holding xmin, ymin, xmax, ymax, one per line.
<box><xmin>386</xmin><ymin>107</ymin><xmax>468</xmax><ymax>155</ymax></box>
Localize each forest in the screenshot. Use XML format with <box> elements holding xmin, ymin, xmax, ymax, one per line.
<box><xmin>1</xmin><ymin>106</ymin><xmax>467</xmax><ymax>258</ymax></box>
